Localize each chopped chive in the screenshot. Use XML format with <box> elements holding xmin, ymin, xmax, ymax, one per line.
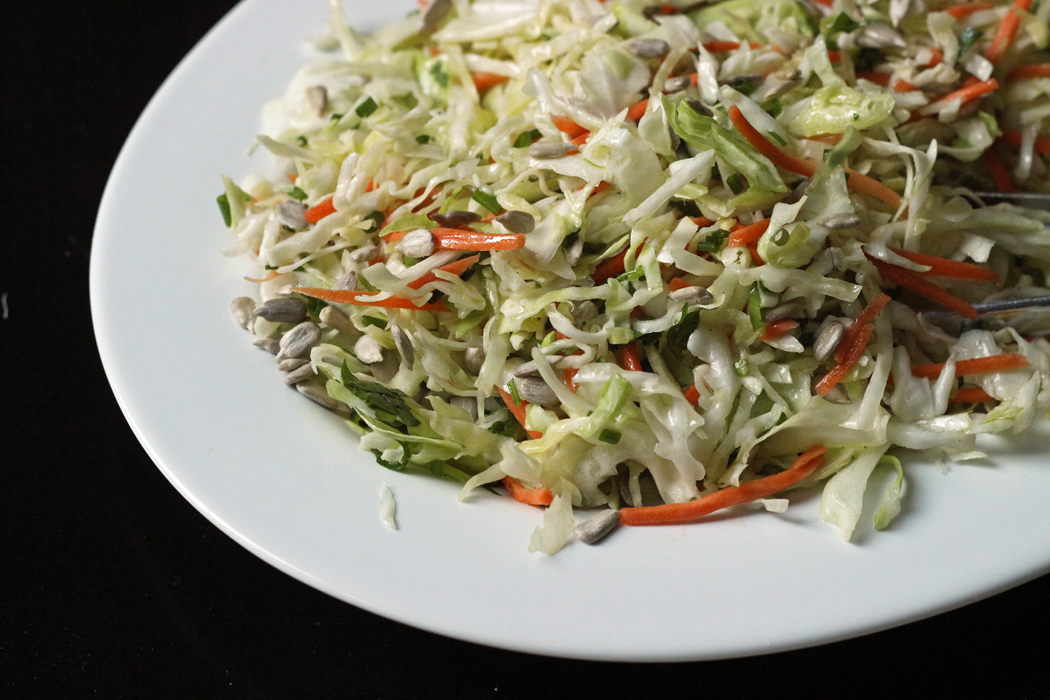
<box><xmin>513</xmin><ymin>129</ymin><xmax>541</xmax><ymax>148</ymax></box>
<box><xmin>362</xmin><ymin>315</ymin><xmax>387</xmax><ymax>329</ymax></box>
<box><xmin>330</xmin><ymin>112</ymin><xmax>344</xmax><ymax>122</ymax></box>
<box><xmin>429</xmin><ymin>61</ymin><xmax>450</xmax><ymax>88</ymax></box>
<box><xmin>748</xmin><ymin>284</ymin><xmax>763</xmax><ymax>331</ymax></box>
<box><xmin>472</xmin><ymin>188</ymin><xmax>502</xmax><ymax>215</ymax></box>
<box><xmin>761</xmin><ymin>97</ymin><xmax>782</xmax><ymax>118</ymax></box>
<box><xmin>415</xmin><ymin>134</ymin><xmax>431</xmax><ymax>144</ymax></box>
<box><xmin>957</xmin><ymin>27</ymin><xmax>982</xmax><ymax>62</ymax></box>
<box><xmin>508</xmin><ymin>378</ymin><xmax>522</xmax><ymax>406</ymax></box>
<box><xmin>296</xmin><ymin>135</ymin><xmax>308</xmax><ymax>147</ymax></box>
<box><xmin>355</xmin><ymin>97</ymin><xmax>378</xmax><ymax>118</ymax></box>
<box><xmin>695</xmin><ymin>228</ymin><xmax>729</xmax><ymax>253</ymax></box>
<box><xmin>726</xmin><ymin>173</ymin><xmax>746</xmax><ymax>195</ymax></box>
<box><xmin>773</xmin><ymin>228</ymin><xmax>790</xmax><ymax>246</ymax></box>
<box><xmin>598</xmin><ymin>428</ymin><xmax>622</xmax><ymax>445</ymax></box>
<box><xmin>767</xmin><ymin>131</ymin><xmax>788</xmax><ymax>147</ymax></box>
<box><xmin>216</xmin><ymin>193</ymin><xmax>232</xmax><ymax>227</ymax></box>
<box><xmin>287</xmin><ymin>186</ymin><xmax>307</xmax><ymax>202</ymax></box>
<box><xmin>364</xmin><ymin>210</ymin><xmax>385</xmax><ymax>233</ymax></box>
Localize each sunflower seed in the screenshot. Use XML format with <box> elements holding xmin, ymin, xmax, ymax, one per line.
<box><xmin>419</xmin><ymin>0</ymin><xmax>451</xmax><ymax>32</ymax></box>
<box><xmin>764</xmin><ymin>77</ymin><xmax>801</xmax><ymax>99</ymax></box>
<box><xmin>575</xmin><ymin>510</ymin><xmax>621</xmax><ymax>545</ymax></box>
<box><xmin>813</xmin><ymin>319</ymin><xmax>845</xmax><ymax>361</ymax></box>
<box><xmin>668</xmin><ymin>285</ymin><xmax>714</xmax><ymax>305</ymax></box>
<box><xmin>391</xmin><ymin>324</ymin><xmax>415</xmax><ymax>369</ymax></box>
<box><xmin>279</xmin><ymin>357</ymin><xmax>309</xmax><ymax>372</ymax></box>
<box><xmin>495</xmin><ymin>210</ymin><xmax>535</xmax><ymax>234</ymax></box>
<box><xmin>305</xmin><ymin>85</ymin><xmax>328</xmax><ymax>116</ymax></box>
<box><xmin>513</xmin><ymin>360</ymin><xmax>542</xmax><ymax>378</ymax></box>
<box><xmin>516</xmin><ymin>376</ymin><xmax>559</xmax><ymax>406</ymax></box>
<box><xmin>726</xmin><ymin>74</ymin><xmax>764</xmax><ymax>92</ymax></box>
<box><xmin>817</xmin><ymin>212</ymin><xmax>862</xmax><ymax>230</ymax></box>
<box><xmin>450</xmin><ymin>395</ymin><xmax>479</xmax><ymax>421</ymax></box>
<box><xmin>231</xmin><ymin>297</ymin><xmax>256</xmax><ymax>330</ymax></box>
<box><xmin>254</xmin><ymin>297</ymin><xmax>307</xmax><ymax>323</ymax></box>
<box><xmin>664</xmin><ymin>75</ymin><xmax>692</xmax><ymax>93</ymax></box>
<box><xmin>685</xmin><ymin>98</ymin><xmax>713</xmax><ymax>117</ymax></box>
<box><xmin>277</xmin><ymin>321</ymin><xmax>321</xmax><ymax>361</ymax></box>
<box><xmin>349</xmin><ymin>244</ymin><xmax>379</xmax><ymax>263</ymax></box>
<box><xmin>857</xmin><ymin>22</ymin><xmax>906</xmax><ymax>49</ymax></box>
<box><xmin>319</xmin><ymin>306</ymin><xmax>357</xmax><ymax>337</ymax></box>
<box><xmin>628</xmin><ymin>38</ymin><xmax>671</xmax><ymax>59</ymax></box>
<box><xmin>283</xmin><ymin>362</ymin><xmax>316</xmax><ymax>385</ymax></box>
<box><xmin>565</xmin><ymin>236</ymin><xmax>584</xmax><ymax>267</ymax></box>
<box><xmin>395</xmin><ymin>229</ymin><xmax>435</xmax><ymax>258</ymax></box>
<box><xmin>430</xmin><ymin>210</ymin><xmax>482</xmax><ymax>228</ymax></box>
<box><xmin>254</xmin><ymin>337</ymin><xmax>281</xmax><ymax>354</ymax></box>
<box><xmin>333</xmin><ymin>269</ymin><xmax>357</xmax><ymax>291</ymax></box>
<box><xmin>371</xmin><ymin>353</ymin><xmax>399</xmax><ymax>383</ymax></box>
<box><xmin>354</xmin><ymin>335</ymin><xmax>385</xmax><ymax>365</ymax></box>
<box><xmin>296</xmin><ymin>382</ymin><xmax>343</xmax><ymax>410</ymax></box>
<box><xmin>276</xmin><ymin>199</ymin><xmax>309</xmax><ymax>230</ymax></box>
<box><xmin>528</xmin><ymin>141</ymin><xmax>578</xmax><ymax>159</ymax></box>
<box><xmin>464</xmin><ymin>347</ymin><xmax>485</xmax><ymax>375</ymax></box>
<box><xmin>763</xmin><ymin>298</ymin><xmax>805</xmax><ymax>322</ymax></box>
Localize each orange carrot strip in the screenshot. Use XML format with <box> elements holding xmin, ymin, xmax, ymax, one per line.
<box><xmin>856</xmin><ymin>71</ymin><xmax>890</xmax><ymax>86</ymax></box>
<box><xmin>692</xmin><ymin>216</ymin><xmax>715</xmax><ymax>227</ymax></box>
<box><xmin>304</xmin><ymin>197</ymin><xmax>336</xmax><ymax>224</ymax></box>
<box><xmin>947</xmin><ymin>2</ymin><xmax>995</xmax><ymax>19</ymax></box>
<box><xmin>726</xmin><ymin>218</ymin><xmax>771</xmax><ymax>247</ymax></box>
<box><xmin>728</xmin><ymin>105</ymin><xmax>818</xmax><ymax>177</ymax></box>
<box><xmin>244</xmin><ymin>270</ymin><xmax>280</xmax><ymax>283</ymax></box>
<box><xmin>890</xmin><ymin>249</ymin><xmax>1000</xmax><ymax>283</ymax></box>
<box><xmin>999</xmin><ymin>130</ymin><xmax>1050</xmax><ymax>156</ymax></box>
<box><xmin>703</xmin><ymin>41</ymin><xmax>743</xmax><ymax>52</ymax></box>
<box><xmin>761</xmin><ymin>319</ymin><xmax>799</xmax><ymax>341</ymax></box>
<box><xmin>496</xmin><ymin>387</ymin><xmax>544</xmax><ymax>440</ymax></box>
<box><xmin>472</xmin><ymin>72</ymin><xmax>509</xmax><ymax>93</ymax></box>
<box><xmin>407</xmin><ymin>254</ymin><xmax>480</xmax><ymax>290</ymax></box>
<box><xmin>292</xmin><ymin>287</ymin><xmax>450</xmax><ymax>313</ymax></box>
<box><xmin>627</xmin><ymin>98</ymin><xmax>649</xmax><ymax>122</ymax></box>
<box><xmin>667</xmin><ymin>277</ymin><xmax>692</xmax><ymax>292</ymax></box>
<box><xmin>592</xmin><ymin>242</ymin><xmax>646</xmax><ymax>283</ymax></box>
<box><xmin>502</xmin><ymin>476</ymin><xmax>554</xmax><ymax>506</ymax></box>
<box><xmin>893</xmin><ymin>79</ymin><xmax>917</xmax><ymax>92</ymax></box>
<box><xmin>847</xmin><ymin>293</ymin><xmax>893</xmax><ymax>341</ymax></box>
<box><xmin>746</xmin><ymin>240</ymin><xmax>765</xmax><ymax>265</ymax></box>
<box><xmin>845</xmin><ymin>171</ymin><xmax>905</xmax><ymax>210</ymax></box>
<box><xmin>807</xmin><ymin>133</ymin><xmax>844</xmax><ymax>145</ymax></box>
<box><xmin>430</xmin><ymin>229</ymin><xmax>526</xmax><ymax>251</ymax></box>
<box><xmin>564</xmin><ymin>367</ymin><xmax>579</xmax><ymax>393</ymax></box>
<box><xmin>950</xmin><ymin>387</ymin><xmax>996</xmax><ymax>403</ymax></box>
<box><xmin>1008</xmin><ymin>63</ymin><xmax>1050</xmax><ymax>80</ymax></box>
<box><xmin>923</xmin><ymin>79</ymin><xmax>1000</xmax><ymax>112</ymax></box>
<box><xmin>551</xmin><ymin>115</ymin><xmax>588</xmax><ymax>138</ymax></box>
<box><xmin>985</xmin><ymin>8</ymin><xmax>1021</xmax><ymax>65</ymax></box>
<box><xmin>620</xmin><ymin>342</ymin><xmax>643</xmax><ymax>371</ymax></box>
<box><xmin>912</xmin><ymin>353</ymin><xmax>1030</xmax><ymax>379</ymax></box>
<box><xmin>683</xmin><ymin>383</ymin><xmax>701</xmax><ymax>405</ymax></box>
<box><xmin>869</xmin><ymin>258</ymin><xmax>979</xmax><ymax>319</ymax></box>
<box><xmin>815</xmin><ymin>323</ymin><xmax>874</xmax><ymax>396</ymax></box>
<box><xmin>620</xmin><ymin>445</ymin><xmax>828</xmax><ymax>526</ymax></box>
<box><xmin>688</xmin><ymin>72</ymin><xmax>700</xmax><ymax>86</ymax></box>
<box><xmin>811</xmin><ymin>0</ymin><xmax>833</xmax><ymax>6</ymax></box>
<box><xmin>926</xmin><ymin>48</ymin><xmax>944</xmax><ymax>68</ymax></box>
<box><xmin>570</xmin><ymin>131</ymin><xmax>590</xmax><ymax>147</ymax></box>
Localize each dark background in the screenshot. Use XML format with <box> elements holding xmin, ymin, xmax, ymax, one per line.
<box><xmin>3</xmin><ymin>1</ymin><xmax>1049</xmax><ymax>697</ymax></box>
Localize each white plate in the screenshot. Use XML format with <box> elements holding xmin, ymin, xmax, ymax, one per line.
<box><xmin>91</xmin><ymin>0</ymin><xmax>1050</xmax><ymax>661</ymax></box>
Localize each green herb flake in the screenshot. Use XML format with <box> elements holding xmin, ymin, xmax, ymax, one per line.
<box><xmin>734</xmin><ymin>357</ymin><xmax>750</xmax><ymax>376</ymax></box>
<box><xmin>364</xmin><ymin>210</ymin><xmax>385</xmax><ymax>233</ymax></box>
<box><xmin>761</xmin><ymin>97</ymin><xmax>783</xmax><ymax>118</ymax></box>
<box><xmin>767</xmin><ymin>131</ymin><xmax>788</xmax><ymax>147</ymax></box>
<box><xmin>508</xmin><ymin>378</ymin><xmax>522</xmax><ymax>406</ymax></box>
<box><xmin>726</xmin><ymin>173</ymin><xmax>746</xmax><ymax>195</ymax></box>
<box><xmin>355</xmin><ymin>97</ymin><xmax>378</xmax><ymax>118</ymax></box>
<box><xmin>287</xmin><ymin>186</ymin><xmax>307</xmax><ymax>202</ymax></box>
<box><xmin>216</xmin><ymin>193</ymin><xmax>232</xmax><ymax>227</ymax></box>
<box><xmin>296</xmin><ymin>135</ymin><xmax>308</xmax><ymax>147</ymax></box>
<box><xmin>415</xmin><ymin>134</ymin><xmax>431</xmax><ymax>144</ymax></box>
<box><xmin>429</xmin><ymin>61</ymin><xmax>450</xmax><ymax>88</ymax></box>
<box><xmin>340</xmin><ymin>360</ymin><xmax>420</xmax><ymax>428</ymax></box>
<box><xmin>695</xmin><ymin>228</ymin><xmax>729</xmax><ymax>253</ymax></box>
<box><xmin>957</xmin><ymin>27</ymin><xmax>983</xmax><ymax>61</ymax></box>
<box><xmin>773</xmin><ymin>228</ymin><xmax>790</xmax><ymax>246</ymax></box>
<box><xmin>362</xmin><ymin>315</ymin><xmax>387</xmax><ymax>329</ymax></box>
<box><xmin>598</xmin><ymin>428</ymin><xmax>622</xmax><ymax>445</ymax></box>
<box><xmin>748</xmin><ymin>284</ymin><xmax>763</xmax><ymax>331</ymax></box>
<box><xmin>514</xmin><ymin>129</ymin><xmax>541</xmax><ymax>148</ymax></box>
<box><xmin>472</xmin><ymin>188</ymin><xmax>502</xmax><ymax>215</ymax></box>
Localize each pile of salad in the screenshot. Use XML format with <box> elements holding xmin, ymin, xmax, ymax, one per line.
<box><xmin>220</xmin><ymin>0</ymin><xmax>1050</xmax><ymax>553</ymax></box>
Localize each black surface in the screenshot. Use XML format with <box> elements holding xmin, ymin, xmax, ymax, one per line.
<box><xmin>4</xmin><ymin>1</ymin><xmax>1050</xmax><ymax>697</ymax></box>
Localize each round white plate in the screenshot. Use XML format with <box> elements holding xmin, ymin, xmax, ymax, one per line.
<box><xmin>91</xmin><ymin>0</ymin><xmax>1050</xmax><ymax>661</ymax></box>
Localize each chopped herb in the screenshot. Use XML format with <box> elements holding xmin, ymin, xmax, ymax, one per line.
<box><xmin>355</xmin><ymin>97</ymin><xmax>378</xmax><ymax>118</ymax></box>
<box><xmin>726</xmin><ymin>173</ymin><xmax>746</xmax><ymax>195</ymax></box>
<box><xmin>429</xmin><ymin>61</ymin><xmax>450</xmax><ymax>88</ymax></box>
<box><xmin>598</xmin><ymin>428</ymin><xmax>622</xmax><ymax>445</ymax></box>
<box><xmin>508</xmin><ymin>378</ymin><xmax>522</xmax><ymax>406</ymax></box>
<box><xmin>302</xmin><ymin>295</ymin><xmax>328</xmax><ymax>317</ymax></box>
<box><xmin>695</xmin><ymin>228</ymin><xmax>729</xmax><ymax>253</ymax></box>
<box><xmin>761</xmin><ymin>97</ymin><xmax>782</xmax><ymax>118</ymax></box>
<box><xmin>472</xmin><ymin>188</ymin><xmax>502</xmax><ymax>215</ymax></box>
<box><xmin>362</xmin><ymin>315</ymin><xmax>387</xmax><ymax>329</ymax></box>
<box><xmin>363</xmin><ymin>210</ymin><xmax>385</xmax><ymax>233</ymax></box>
<box><xmin>734</xmin><ymin>357</ymin><xmax>750</xmax><ymax>376</ymax></box>
<box><xmin>513</xmin><ymin>129</ymin><xmax>541</xmax><ymax>148</ymax></box>
<box><xmin>957</xmin><ymin>27</ymin><xmax>982</xmax><ymax>62</ymax></box>
<box><xmin>748</xmin><ymin>284</ymin><xmax>763</xmax><ymax>331</ymax></box>
<box><xmin>767</xmin><ymin>131</ymin><xmax>788</xmax><ymax>147</ymax></box>
<box><xmin>341</xmin><ymin>360</ymin><xmax>420</xmax><ymax>428</ymax></box>
<box><xmin>216</xmin><ymin>193</ymin><xmax>231</xmax><ymax>227</ymax></box>
<box><xmin>415</xmin><ymin>134</ymin><xmax>431</xmax><ymax>144</ymax></box>
<box><xmin>773</xmin><ymin>228</ymin><xmax>790</xmax><ymax>246</ymax></box>
<box><xmin>287</xmin><ymin>186</ymin><xmax>308</xmax><ymax>202</ymax></box>
<box><xmin>825</xmin><ymin>12</ymin><xmax>861</xmax><ymax>36</ymax></box>
<box><xmin>330</xmin><ymin>112</ymin><xmax>344</xmax><ymax>122</ymax></box>
<box><xmin>296</xmin><ymin>135</ymin><xmax>308</xmax><ymax>147</ymax></box>
<box><xmin>264</xmin><ymin>264</ymin><xmax>279</xmax><ymax>270</ymax></box>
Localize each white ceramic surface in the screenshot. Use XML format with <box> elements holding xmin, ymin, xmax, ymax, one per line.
<box><xmin>91</xmin><ymin>0</ymin><xmax>1050</xmax><ymax>661</ymax></box>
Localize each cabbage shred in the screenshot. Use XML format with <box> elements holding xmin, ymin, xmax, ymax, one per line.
<box><xmin>224</xmin><ymin>0</ymin><xmax>1050</xmax><ymax>552</ymax></box>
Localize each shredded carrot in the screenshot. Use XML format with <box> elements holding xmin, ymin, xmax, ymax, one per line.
<box><xmin>998</xmin><ymin>131</ymin><xmax>1050</xmax><ymax>156</ymax></box>
<box><xmin>502</xmin><ymin>476</ymin><xmax>554</xmax><ymax>506</ymax></box>
<box><xmin>827</xmin><ymin>50</ymin><xmax>842</xmax><ymax>63</ymax></box>
<box><xmin>847</xmin><ymin>292</ymin><xmax>893</xmax><ymax>338</ymax></box>
<box><xmin>811</xmin><ymin>0</ymin><xmax>833</xmax><ymax>6</ymax></box>
<box><xmin>687</xmin><ymin>72</ymin><xmax>700</xmax><ymax>86</ymax></box>
<box><xmin>667</xmin><ymin>277</ymin><xmax>692</xmax><ymax>292</ymax></box>
<box><xmin>683</xmin><ymin>383</ymin><xmax>701</xmax><ymax>405</ymax></box>
<box><xmin>620</xmin><ymin>342</ymin><xmax>643</xmax><ymax>371</ymax></box>
<box><xmin>627</xmin><ymin>98</ymin><xmax>649</xmax><ymax>122</ymax></box>
<box><xmin>471</xmin><ymin>72</ymin><xmax>509</xmax><ymax>93</ymax></box>
<box><xmin>807</xmin><ymin>133</ymin><xmax>843</xmax><ymax>145</ymax></box>
<box><xmin>570</xmin><ymin>131</ymin><xmax>590</xmax><ymax>147</ymax></box>
<box><xmin>304</xmin><ymin>197</ymin><xmax>336</xmax><ymax>224</ymax></box>
<box><xmin>407</xmin><ymin>254</ymin><xmax>480</xmax><ymax>290</ymax></box>
<box><xmin>1008</xmin><ymin>63</ymin><xmax>1050</xmax><ymax>80</ymax></box>
<box><xmin>890</xmin><ymin>249</ymin><xmax>1000</xmax><ymax>283</ymax></box>
<box><xmin>912</xmin><ymin>353</ymin><xmax>1031</xmax><ymax>379</ymax></box>
<box><xmin>293</xmin><ymin>287</ymin><xmax>451</xmax><ymax>312</ymax></box>
<box><xmin>244</xmin><ymin>270</ymin><xmax>280</xmax><ymax>283</ymax></box>
<box><xmin>564</xmin><ymin>367</ymin><xmax>579</xmax><ymax>393</ymax></box>
<box><xmin>659</xmin><ymin>3</ymin><xmax>676</xmax><ymax>13</ymax></box>
<box><xmin>496</xmin><ymin>387</ymin><xmax>544</xmax><ymax>440</ymax></box>
<box><xmin>726</xmin><ymin>217</ymin><xmax>771</xmax><ymax>247</ymax></box>
<box><xmin>385</xmin><ymin>227</ymin><xmax>526</xmax><ymax>251</ymax></box>
<box><xmin>947</xmin><ymin>2</ymin><xmax>995</xmax><ymax>19</ymax></box>
<box><xmin>592</xmin><ymin>242</ymin><xmax>645</xmax><ymax>283</ymax></box>
<box><xmin>745</xmin><ymin>241</ymin><xmax>765</xmax><ymax>265</ymax></box>
<box><xmin>703</xmin><ymin>41</ymin><xmax>745</xmax><ymax>52</ymax></box>
<box><xmin>950</xmin><ymin>387</ymin><xmax>996</xmax><ymax>403</ymax></box>
<box><xmin>551</xmin><ymin>115</ymin><xmax>588</xmax><ymax>138</ymax></box>
<box><xmin>692</xmin><ymin>216</ymin><xmax>715</xmax><ymax>227</ymax></box>
<box><xmin>619</xmin><ymin>445</ymin><xmax>828</xmax><ymax>526</ymax></box>
<box><xmin>728</xmin><ymin>105</ymin><xmax>818</xmax><ymax>177</ymax></box>
<box><xmin>814</xmin><ymin>293</ymin><xmax>890</xmax><ymax>396</ymax></box>
<box><xmin>762</xmin><ymin>319</ymin><xmax>799</xmax><ymax>341</ymax></box>
<box><xmin>856</xmin><ymin>71</ymin><xmax>890</xmax><ymax>86</ymax></box>
<box><xmin>985</xmin><ymin>6</ymin><xmax>1021</xmax><ymax>65</ymax></box>
<box><xmin>922</xmin><ymin>78</ymin><xmax>999</xmax><ymax>113</ymax></box>
<box><xmin>845</xmin><ymin>171</ymin><xmax>905</xmax><ymax>210</ymax></box>
<box><xmin>893</xmin><ymin>79</ymin><xmax>917</xmax><ymax>92</ymax></box>
<box><xmin>870</xmin><ymin>258</ymin><xmax>980</xmax><ymax>320</ymax></box>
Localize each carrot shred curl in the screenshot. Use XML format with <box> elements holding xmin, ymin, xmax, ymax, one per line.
<box><xmin>985</xmin><ymin>5</ymin><xmax>1021</xmax><ymax>65</ymax></box>
<box><xmin>981</xmin><ymin>149</ymin><xmax>1019</xmax><ymax>194</ymax></box>
<box><xmin>304</xmin><ymin>197</ymin><xmax>337</xmax><ymax>224</ymax></box>
<box><xmin>472</xmin><ymin>72</ymin><xmax>509</xmax><ymax>93</ymax></box>
<box><xmin>814</xmin><ymin>293</ymin><xmax>891</xmax><ymax>397</ymax></box>
<box><xmin>496</xmin><ymin>387</ymin><xmax>544</xmax><ymax>440</ymax></box>
<box><xmin>726</xmin><ymin>218</ymin><xmax>771</xmax><ymax>248</ymax></box>
<box><xmin>950</xmin><ymin>387</ymin><xmax>996</xmax><ymax>403</ymax></box>
<box><xmin>921</xmin><ymin>79</ymin><xmax>999</xmax><ymax>114</ymax></box>
<box><xmin>384</xmin><ymin>227</ymin><xmax>526</xmax><ymax>251</ymax></box>
<box><xmin>683</xmin><ymin>383</ymin><xmax>701</xmax><ymax>405</ymax></box>
<box><xmin>407</xmin><ymin>254</ymin><xmax>480</xmax><ymax>290</ymax></box>
<box><xmin>502</xmin><ymin>476</ymin><xmax>554</xmax><ymax>506</ymax></box>
<box><xmin>999</xmin><ymin>131</ymin><xmax>1050</xmax><ymax>156</ymax></box>
<box><xmin>1008</xmin><ymin>63</ymin><xmax>1050</xmax><ymax>81</ymax></box>
<box><xmin>620</xmin><ymin>342</ymin><xmax>643</xmax><ymax>371</ymax></box>
<box><xmin>947</xmin><ymin>2</ymin><xmax>996</xmax><ymax>19</ymax></box>
<box><xmin>869</xmin><ymin>257</ymin><xmax>979</xmax><ymax>320</ymax></box>
<box><xmin>762</xmin><ymin>319</ymin><xmax>799</xmax><ymax>341</ymax></box>
<box><xmin>244</xmin><ymin>270</ymin><xmax>280</xmax><ymax>283</ymax></box>
<box><xmin>856</xmin><ymin>71</ymin><xmax>890</xmax><ymax>86</ymax></box>
<box><xmin>293</xmin><ymin>287</ymin><xmax>450</xmax><ymax>313</ymax></box>
<box><xmin>889</xmin><ymin>249</ymin><xmax>1000</xmax><ymax>284</ymax></box>
<box><xmin>727</xmin><ymin>106</ymin><xmax>903</xmax><ymax>210</ymax></box>
<box><xmin>551</xmin><ymin>115</ymin><xmax>588</xmax><ymax>138</ymax></box>
<box><xmin>911</xmin><ymin>354</ymin><xmax>1031</xmax><ymax>379</ymax></box>
<box><xmin>627</xmin><ymin>98</ymin><xmax>649</xmax><ymax>122</ymax></box>
<box><xmin>619</xmin><ymin>445</ymin><xmax>828</xmax><ymax>526</ymax></box>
